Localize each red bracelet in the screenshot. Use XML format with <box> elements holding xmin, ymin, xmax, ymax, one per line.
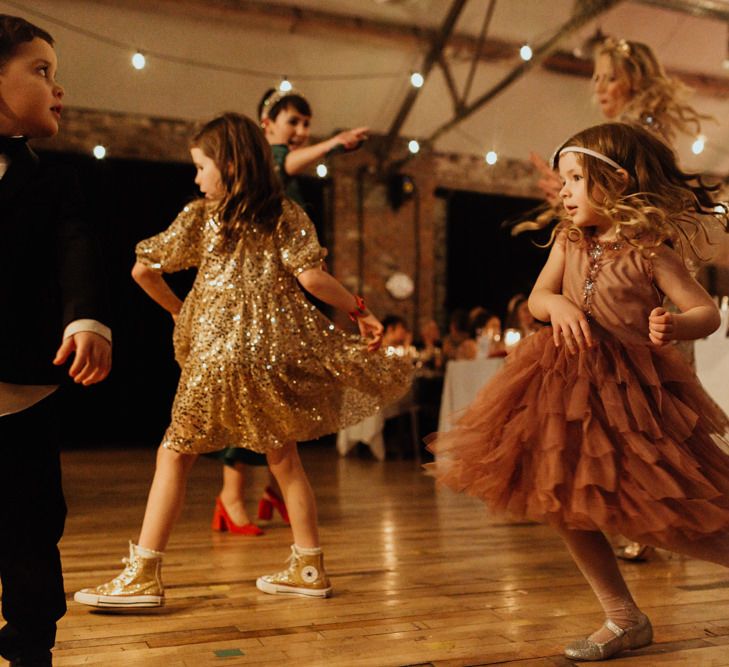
<box><xmin>348</xmin><ymin>295</ymin><xmax>367</xmax><ymax>322</ymax></box>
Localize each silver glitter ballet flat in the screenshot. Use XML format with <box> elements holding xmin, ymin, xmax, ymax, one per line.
<box><xmin>564</xmin><ymin>613</ymin><xmax>653</xmax><ymax>661</ymax></box>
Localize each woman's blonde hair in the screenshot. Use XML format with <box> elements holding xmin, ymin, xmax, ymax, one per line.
<box><xmin>595</xmin><ymin>37</ymin><xmax>709</xmax><ymax>143</ymax></box>
<box><xmin>191</xmin><ymin>113</ymin><xmax>283</xmax><ymax>241</ymax></box>
<box><xmin>553</xmin><ymin>122</ymin><xmax>726</xmax><ymax>259</ymax></box>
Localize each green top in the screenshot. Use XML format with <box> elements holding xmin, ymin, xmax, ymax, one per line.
<box><xmin>270</xmin><ymin>144</ymin><xmax>305</xmax><ymax>205</ymax></box>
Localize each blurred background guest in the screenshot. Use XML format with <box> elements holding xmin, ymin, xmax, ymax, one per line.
<box><xmin>442</xmin><ymin>309</ymin><xmax>470</xmax><ymax>361</ymax></box>
<box><xmin>382</xmin><ymin>315</ymin><xmax>412</xmax><ymax>349</ymax></box>
<box><xmin>416</xmin><ymin>319</ymin><xmax>443</xmax><ymax>372</ymax></box>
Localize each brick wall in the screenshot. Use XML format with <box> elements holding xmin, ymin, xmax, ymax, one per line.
<box><xmin>32</xmin><ymin>107</ymin><xmax>729</xmax><ymax>333</ymax></box>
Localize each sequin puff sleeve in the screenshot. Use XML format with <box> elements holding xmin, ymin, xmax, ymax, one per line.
<box><xmin>135</xmin><ymin>199</ymin><xmax>206</xmax><ymax>273</ymax></box>
<box><xmin>275</xmin><ymin>201</ymin><xmax>328</xmax><ymax>276</ymax></box>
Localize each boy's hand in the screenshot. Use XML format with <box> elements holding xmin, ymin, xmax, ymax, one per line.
<box><xmin>357</xmin><ymin>313</ymin><xmax>384</xmax><ymax>352</ymax></box>
<box><xmin>648</xmin><ymin>307</ymin><xmax>675</xmax><ymax>346</ymax></box>
<box><xmin>53</xmin><ymin>331</ymin><xmax>112</xmax><ymax>385</ymax></box>
<box><xmin>548</xmin><ymin>295</ymin><xmax>593</xmax><ymax>354</ymax></box>
<box><xmin>335</xmin><ymin>127</ymin><xmax>369</xmax><ymax>150</ymax></box>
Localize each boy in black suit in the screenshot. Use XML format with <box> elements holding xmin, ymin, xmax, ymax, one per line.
<box><xmin>0</xmin><ymin>15</ymin><xmax>111</xmax><ymax>666</ymax></box>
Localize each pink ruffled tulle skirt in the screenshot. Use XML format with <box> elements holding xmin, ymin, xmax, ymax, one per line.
<box><xmin>427</xmin><ymin>327</ymin><xmax>729</xmax><ymax>552</ymax></box>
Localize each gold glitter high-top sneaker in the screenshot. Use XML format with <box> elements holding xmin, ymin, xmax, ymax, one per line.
<box><xmin>256</xmin><ymin>545</ymin><xmax>332</xmax><ymax>598</ymax></box>
<box><xmin>74</xmin><ymin>542</ymin><xmax>164</xmax><ymax>608</ymax></box>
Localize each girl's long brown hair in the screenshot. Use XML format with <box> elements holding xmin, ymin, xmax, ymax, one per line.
<box><xmin>553</xmin><ymin>122</ymin><xmax>727</xmax><ymax>259</ymax></box>
<box><xmin>191</xmin><ymin>113</ymin><xmax>283</xmax><ymax>241</ymax></box>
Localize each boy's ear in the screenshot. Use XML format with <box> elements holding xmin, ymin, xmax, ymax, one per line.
<box><xmin>260</xmin><ymin>117</ymin><xmax>271</xmax><ymax>131</ymax></box>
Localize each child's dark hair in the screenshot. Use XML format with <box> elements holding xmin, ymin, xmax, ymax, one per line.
<box><xmin>191</xmin><ymin>113</ymin><xmax>283</xmax><ymax>239</ymax></box>
<box><xmin>382</xmin><ymin>315</ymin><xmax>407</xmax><ymax>331</ymax></box>
<box><xmin>257</xmin><ymin>89</ymin><xmax>312</xmax><ymax>122</ymax></box>
<box><xmin>554</xmin><ymin>122</ymin><xmax>728</xmax><ymax>259</ymax></box>
<box><xmin>0</xmin><ymin>15</ymin><xmax>53</xmax><ymax>67</ymax></box>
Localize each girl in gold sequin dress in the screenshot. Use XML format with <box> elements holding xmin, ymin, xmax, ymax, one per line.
<box><xmin>429</xmin><ymin>123</ymin><xmax>729</xmax><ymax>661</ymax></box>
<box><xmin>74</xmin><ymin>113</ymin><xmax>411</xmax><ymax>608</ymax></box>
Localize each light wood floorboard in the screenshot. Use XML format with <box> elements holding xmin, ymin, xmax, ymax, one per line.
<box><xmin>4</xmin><ymin>445</ymin><xmax>729</xmax><ymax>666</ymax></box>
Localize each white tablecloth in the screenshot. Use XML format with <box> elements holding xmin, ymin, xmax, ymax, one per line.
<box><xmin>696</xmin><ymin>311</ymin><xmax>729</xmax><ymax>415</ymax></box>
<box><xmin>337</xmin><ymin>413</ymin><xmax>386</xmax><ymax>461</ymax></box>
<box><xmin>337</xmin><ymin>390</ymin><xmax>416</xmax><ymax>461</ymax></box>
<box><xmin>437</xmin><ymin>358</ymin><xmax>505</xmax><ymax>432</ymax></box>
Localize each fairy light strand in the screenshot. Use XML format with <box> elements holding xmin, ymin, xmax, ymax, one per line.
<box><xmin>0</xmin><ymin>0</ymin><xmax>403</xmax><ymax>82</ymax></box>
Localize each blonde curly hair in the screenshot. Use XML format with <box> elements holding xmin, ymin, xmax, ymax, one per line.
<box><xmin>595</xmin><ymin>38</ymin><xmax>709</xmax><ymax>143</ymax></box>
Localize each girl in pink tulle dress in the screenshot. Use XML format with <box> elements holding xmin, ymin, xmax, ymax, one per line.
<box><xmin>429</xmin><ymin>122</ymin><xmax>729</xmax><ymax>661</ymax></box>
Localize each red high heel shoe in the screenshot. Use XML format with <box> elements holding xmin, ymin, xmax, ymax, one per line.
<box><xmin>211</xmin><ymin>497</ymin><xmax>264</xmax><ymax>536</ymax></box>
<box><xmin>257</xmin><ymin>486</ymin><xmax>290</xmax><ymax>524</ymax></box>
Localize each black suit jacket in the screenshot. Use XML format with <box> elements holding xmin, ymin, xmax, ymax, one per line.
<box><xmin>0</xmin><ymin>144</ymin><xmax>110</xmax><ymax>384</ymax></box>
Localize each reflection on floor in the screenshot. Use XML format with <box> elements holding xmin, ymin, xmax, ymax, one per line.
<box><xmin>41</xmin><ymin>444</ymin><xmax>729</xmax><ymax>666</ymax></box>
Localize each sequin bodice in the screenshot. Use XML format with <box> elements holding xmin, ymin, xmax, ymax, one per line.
<box><xmin>562</xmin><ymin>233</ymin><xmax>662</xmax><ymax>345</ymax></box>
<box><xmin>137</xmin><ymin>200</ymin><xmax>328</xmax><ymax>369</ymax></box>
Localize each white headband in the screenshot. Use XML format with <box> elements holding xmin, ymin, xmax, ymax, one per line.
<box><xmin>556</xmin><ymin>146</ymin><xmax>624</xmax><ymax>171</ymax></box>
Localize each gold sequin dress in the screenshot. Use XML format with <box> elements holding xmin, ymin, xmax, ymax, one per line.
<box><xmin>136</xmin><ymin>199</ymin><xmax>412</xmax><ymax>454</ymax></box>
<box><xmin>428</xmin><ymin>231</ymin><xmax>729</xmax><ymax>556</ymax></box>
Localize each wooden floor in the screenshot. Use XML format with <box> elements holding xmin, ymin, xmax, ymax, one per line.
<box><xmin>12</xmin><ymin>444</ymin><xmax>729</xmax><ymax>666</ymax></box>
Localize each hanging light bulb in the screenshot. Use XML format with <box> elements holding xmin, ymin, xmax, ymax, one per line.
<box><xmin>131</xmin><ymin>51</ymin><xmax>146</xmax><ymax>70</ymax></box>
<box><xmin>410</xmin><ymin>71</ymin><xmax>424</xmax><ymax>88</ymax></box>
<box><xmin>279</xmin><ymin>77</ymin><xmax>292</xmax><ymax>92</ymax></box>
<box><xmin>408</xmin><ymin>139</ymin><xmax>420</xmax><ymax>154</ymax></box>
<box><xmin>316</xmin><ymin>163</ymin><xmax>328</xmax><ymax>178</ymax></box>
<box><xmin>519</xmin><ymin>44</ymin><xmax>533</xmax><ymax>61</ymax></box>
<box><xmin>93</xmin><ymin>145</ymin><xmax>106</xmax><ymax>160</ymax></box>
<box><xmin>485</xmin><ymin>150</ymin><xmax>498</xmax><ymax>165</ymax></box>
<box><xmin>692</xmin><ymin>135</ymin><xmax>705</xmax><ymax>155</ymax></box>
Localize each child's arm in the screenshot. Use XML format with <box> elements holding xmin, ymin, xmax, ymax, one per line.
<box><xmin>131</xmin><ymin>262</ymin><xmax>183</xmax><ymax>318</ymax></box>
<box><xmin>285</xmin><ymin>127</ymin><xmax>369</xmax><ymax>176</ymax></box>
<box><xmin>528</xmin><ymin>235</ymin><xmax>593</xmax><ymax>353</ymax></box>
<box><xmin>648</xmin><ymin>245</ymin><xmax>720</xmax><ymax>345</ymax></box>
<box><xmin>297</xmin><ymin>267</ymin><xmax>383</xmax><ymax>351</ymax></box>
<box><xmin>528</xmin><ymin>151</ymin><xmax>562</xmax><ymax>208</ymax></box>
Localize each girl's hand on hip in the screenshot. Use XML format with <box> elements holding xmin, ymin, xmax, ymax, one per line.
<box><xmin>648</xmin><ymin>307</ymin><xmax>674</xmax><ymax>345</ymax></box>
<box><xmin>357</xmin><ymin>313</ymin><xmax>384</xmax><ymax>352</ymax></box>
<box><xmin>548</xmin><ymin>295</ymin><xmax>593</xmax><ymax>354</ymax></box>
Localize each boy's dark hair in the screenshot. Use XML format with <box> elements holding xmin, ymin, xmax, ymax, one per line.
<box><xmin>0</xmin><ymin>15</ymin><xmax>54</xmax><ymax>67</ymax></box>
<box><xmin>257</xmin><ymin>88</ymin><xmax>312</xmax><ymax>122</ymax></box>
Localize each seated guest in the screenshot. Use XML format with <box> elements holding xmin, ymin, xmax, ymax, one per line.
<box><xmin>442</xmin><ymin>309</ymin><xmax>470</xmax><ymax>361</ymax></box>
<box><xmin>457</xmin><ymin>307</ymin><xmax>503</xmax><ymax>359</ymax></box>
<box><xmin>382</xmin><ymin>315</ymin><xmax>412</xmax><ymax>349</ymax></box>
<box><xmin>505</xmin><ymin>294</ymin><xmax>540</xmax><ymax>335</ymax></box>
<box><xmin>416</xmin><ymin>319</ymin><xmax>443</xmax><ymax>371</ymax></box>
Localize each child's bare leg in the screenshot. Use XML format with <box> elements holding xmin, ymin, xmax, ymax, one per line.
<box><xmin>265</xmin><ymin>468</ymin><xmax>283</xmax><ymax>499</ymax></box>
<box><xmin>557</xmin><ymin>527</ymin><xmax>643</xmax><ymax>642</ymax></box>
<box><xmin>266</xmin><ymin>441</ymin><xmax>318</xmax><ymax>547</ymax></box>
<box><xmin>219</xmin><ymin>463</ymin><xmax>252</xmax><ymax>525</ymax></box>
<box><xmin>138</xmin><ymin>445</ymin><xmax>198</xmax><ymax>552</ymax></box>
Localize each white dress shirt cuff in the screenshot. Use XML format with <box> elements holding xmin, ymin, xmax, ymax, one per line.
<box><xmin>63</xmin><ymin>319</ymin><xmax>112</xmax><ymax>344</ymax></box>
